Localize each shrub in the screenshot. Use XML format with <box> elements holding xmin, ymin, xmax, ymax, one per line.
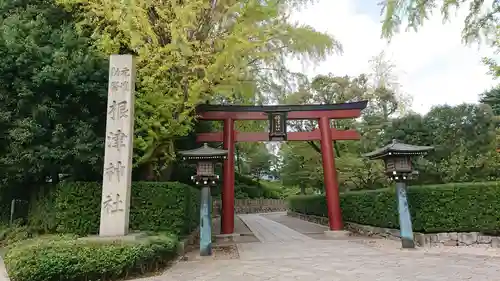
<box><xmin>288</xmin><ymin>182</ymin><xmax>500</xmax><ymax>233</ymax></box>
<box><xmin>261</xmin><ymin>181</ymin><xmax>285</xmax><ymax>199</ymax></box>
<box><xmin>0</xmin><ymin>224</ymin><xmax>37</xmax><ymax>247</ymax></box>
<box><xmin>234</xmin><ymin>174</ymin><xmax>263</xmax><ymax>199</ymax></box>
<box><xmin>209</xmin><ymin>174</ymin><xmax>279</xmax><ymax>199</ymax></box>
<box><xmin>4</xmin><ymin>234</ymin><xmax>178</xmax><ymax>281</ymax></box>
<box><xmin>29</xmin><ymin>181</ymin><xmax>200</xmax><ymax>236</ymax></box>
<box><xmin>234</xmin><ymin>174</ymin><xmax>284</xmax><ymax>199</ymax></box>
<box><xmin>262</xmin><ymin>187</ymin><xmax>282</xmax><ymax>199</ymax></box>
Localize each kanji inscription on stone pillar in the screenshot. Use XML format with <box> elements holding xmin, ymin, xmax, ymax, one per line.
<box><xmin>99</xmin><ymin>55</ymin><xmax>135</xmax><ymax>237</ymax></box>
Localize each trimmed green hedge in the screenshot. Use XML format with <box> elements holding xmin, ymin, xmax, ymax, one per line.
<box><xmin>29</xmin><ymin>181</ymin><xmax>200</xmax><ymax>236</ymax></box>
<box><xmin>288</xmin><ymin>182</ymin><xmax>500</xmax><ymax>233</ymax></box>
<box><xmin>4</xmin><ymin>234</ymin><xmax>178</xmax><ymax>281</ymax></box>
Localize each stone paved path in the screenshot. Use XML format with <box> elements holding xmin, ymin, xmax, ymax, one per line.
<box><xmin>136</xmin><ymin>213</ymin><xmax>500</xmax><ymax>281</ymax></box>
<box><xmin>260</xmin><ymin>212</ymin><xmax>328</xmax><ymax>234</ymax></box>
<box><xmin>238</xmin><ymin>214</ymin><xmax>311</xmax><ymax>242</ymax></box>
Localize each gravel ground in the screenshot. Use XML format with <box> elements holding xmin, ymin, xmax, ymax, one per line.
<box><xmin>182</xmin><ymin>245</ymin><xmax>240</xmax><ymax>262</ymax></box>
<box><xmin>213</xmin><ymin>245</ymin><xmax>239</xmax><ymax>260</ymax></box>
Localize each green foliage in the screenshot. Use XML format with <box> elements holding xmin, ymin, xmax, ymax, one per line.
<box><xmin>479</xmin><ymin>87</ymin><xmax>500</xmax><ymax>150</ymax></box>
<box><xmin>0</xmin><ymin>224</ymin><xmax>36</xmax><ymax>247</ymax></box>
<box><xmin>233</xmin><ymin>174</ymin><xmax>283</xmax><ymax>199</ymax></box>
<box><xmin>380</xmin><ymin>0</ymin><xmax>497</xmax><ymax>43</ymax></box>
<box><xmin>480</xmin><ymin>87</ymin><xmax>500</xmax><ymax>117</ymax></box>
<box><xmin>278</xmin><ymin>137</ymin><xmax>388</xmax><ymax>192</ymax></box>
<box><xmin>245</xmin><ymin>143</ymin><xmax>274</xmax><ymax>179</ymax></box>
<box><xmin>279</xmin><ymin>142</ymin><xmax>323</xmax><ymax>193</ymax></box>
<box><xmin>56</xmin><ymin>0</ymin><xmax>339</xmax><ymax>172</ymax></box>
<box><xmin>29</xmin><ymin>181</ymin><xmax>200</xmax><ymax>236</ymax></box>
<box><xmin>380</xmin><ymin>0</ymin><xmax>500</xmax><ymax>77</ymax></box>
<box><xmin>0</xmin><ymin>0</ymin><xmax>109</xmax><ymax>189</ymax></box>
<box><xmin>289</xmin><ymin>182</ymin><xmax>500</xmax><ymax>233</ymax></box>
<box><xmin>4</xmin><ymin>234</ymin><xmax>178</xmax><ymax>281</ymax></box>
<box><xmin>278</xmin><ymin>53</ymin><xmax>411</xmax><ymax>192</ymax></box>
<box><xmin>206</xmin><ymin>173</ymin><xmax>283</xmax><ymax>199</ymax></box>
<box><xmin>260</xmin><ymin>181</ymin><xmax>286</xmax><ymax>199</ymax></box>
<box><xmin>385</xmin><ymin>103</ymin><xmax>500</xmax><ymax>184</ymax></box>
<box><xmin>335</xmin><ymin>156</ymin><xmax>387</xmax><ymax>191</ymax></box>
<box><xmin>0</xmin><ymin>222</ymin><xmax>79</xmax><ymax>248</ymax></box>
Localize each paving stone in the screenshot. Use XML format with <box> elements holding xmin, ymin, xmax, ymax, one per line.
<box><xmin>238</xmin><ymin>214</ymin><xmax>312</xmax><ymax>242</ymax></box>
<box><xmin>260</xmin><ymin>212</ymin><xmax>328</xmax><ymax>234</ymax></box>
<box><xmin>133</xmin><ymin>213</ymin><xmax>500</xmax><ymax>281</ymax></box>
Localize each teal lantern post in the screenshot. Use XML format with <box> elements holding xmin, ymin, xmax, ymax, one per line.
<box><xmin>179</xmin><ymin>143</ymin><xmax>228</xmax><ymax>256</ymax></box>
<box><xmin>364</xmin><ymin>139</ymin><xmax>433</xmax><ymax>249</ymax></box>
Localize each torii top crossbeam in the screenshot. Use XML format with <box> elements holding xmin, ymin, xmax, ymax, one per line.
<box><xmin>196</xmin><ymin>101</ymin><xmax>368</xmax><ymax>143</ymax></box>
<box><xmin>196</xmin><ymin>101</ymin><xmax>368</xmax><ymax>120</ymax></box>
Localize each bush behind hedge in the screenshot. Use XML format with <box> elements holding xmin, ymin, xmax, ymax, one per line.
<box><xmin>5</xmin><ymin>234</ymin><xmax>178</xmax><ymax>281</ymax></box>
<box><xmin>234</xmin><ymin>174</ymin><xmax>283</xmax><ymax>199</ymax></box>
<box><xmin>288</xmin><ymin>182</ymin><xmax>500</xmax><ymax>233</ymax></box>
<box><xmin>29</xmin><ymin>181</ymin><xmax>200</xmax><ymax>236</ymax></box>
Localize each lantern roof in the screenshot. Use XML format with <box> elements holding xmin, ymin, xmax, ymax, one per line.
<box><xmin>178</xmin><ymin>143</ymin><xmax>228</xmax><ymax>161</ymax></box>
<box><xmin>363</xmin><ymin>139</ymin><xmax>434</xmax><ymax>160</ymax></box>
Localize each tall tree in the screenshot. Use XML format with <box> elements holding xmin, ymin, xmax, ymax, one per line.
<box><xmin>279</xmin><ymin>142</ymin><xmax>323</xmax><ymax>194</ymax></box>
<box><xmin>379</xmin><ymin>0</ymin><xmax>500</xmax><ymax>76</ymax></box>
<box><xmin>246</xmin><ymin>144</ymin><xmax>273</xmax><ymax>180</ymax></box>
<box><xmin>283</xmin><ymin>74</ymin><xmax>369</xmax><ymax>155</ymax></box>
<box><xmin>0</xmin><ymin>0</ymin><xmax>109</xmax><ymax>197</ymax></box>
<box><xmin>380</xmin><ymin>0</ymin><xmax>498</xmax><ymax>41</ymax></box>
<box><xmin>479</xmin><ymin>87</ymin><xmax>500</xmax><ymax>149</ymax></box>
<box><xmin>278</xmin><ymin>69</ymin><xmax>405</xmax><ymax>191</ymax></box>
<box><xmin>384</xmin><ymin>103</ymin><xmax>500</xmax><ymax>183</ymax></box>
<box><xmin>366</xmin><ymin>51</ymin><xmax>411</xmax><ymax>119</ymax></box>
<box><xmin>480</xmin><ymin>87</ymin><xmax>500</xmax><ymax>116</ymax></box>
<box><xmin>58</xmin><ymin>0</ymin><xmax>341</xmax><ymax>178</ymax></box>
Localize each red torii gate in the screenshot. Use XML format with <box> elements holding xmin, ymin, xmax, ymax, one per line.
<box><xmin>196</xmin><ymin>101</ymin><xmax>368</xmax><ymax>234</ymax></box>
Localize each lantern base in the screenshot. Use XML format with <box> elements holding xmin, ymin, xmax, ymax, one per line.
<box><xmin>401</xmin><ymin>238</ymin><xmax>415</xmax><ymax>249</ymax></box>
<box><xmin>215</xmin><ymin>233</ymin><xmax>241</xmax><ymax>243</ymax></box>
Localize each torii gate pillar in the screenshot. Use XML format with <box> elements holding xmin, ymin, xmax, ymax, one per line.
<box><xmin>222</xmin><ymin>118</ymin><xmax>235</xmax><ymax>234</ymax></box>
<box><xmin>319</xmin><ymin>116</ymin><xmax>343</xmax><ymax>230</ymax></box>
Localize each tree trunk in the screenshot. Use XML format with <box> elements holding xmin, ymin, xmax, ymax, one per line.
<box><xmin>159</xmin><ymin>164</ymin><xmax>173</xmax><ymax>181</ymax></box>
<box><xmin>51</xmin><ymin>170</ymin><xmax>60</xmax><ymax>186</ymax></box>
<box><xmin>145</xmin><ymin>163</ymin><xmax>155</xmax><ymax>181</ymax></box>
<box><xmin>235</xmin><ymin>144</ymin><xmax>242</xmax><ymax>173</ymax></box>
<box><xmin>300</xmin><ymin>183</ymin><xmax>306</xmax><ymax>195</ymax></box>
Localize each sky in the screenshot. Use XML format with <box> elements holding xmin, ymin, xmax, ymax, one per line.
<box><xmin>288</xmin><ymin>0</ymin><xmax>498</xmax><ymax>114</ymax></box>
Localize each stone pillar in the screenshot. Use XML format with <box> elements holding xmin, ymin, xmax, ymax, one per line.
<box><xmin>200</xmin><ymin>186</ymin><xmax>212</xmax><ymax>256</ymax></box>
<box><xmin>99</xmin><ymin>55</ymin><xmax>136</xmax><ymax>237</ymax></box>
<box><xmin>318</xmin><ymin>116</ymin><xmax>343</xmax><ymax>231</ymax></box>
<box><xmin>396</xmin><ymin>181</ymin><xmax>415</xmax><ymax>248</ymax></box>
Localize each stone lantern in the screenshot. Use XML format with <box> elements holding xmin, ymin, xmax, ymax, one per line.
<box><xmin>179</xmin><ymin>143</ymin><xmax>228</xmax><ymax>256</ymax></box>
<box><xmin>364</xmin><ymin>139</ymin><xmax>433</xmax><ymax>249</ymax></box>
